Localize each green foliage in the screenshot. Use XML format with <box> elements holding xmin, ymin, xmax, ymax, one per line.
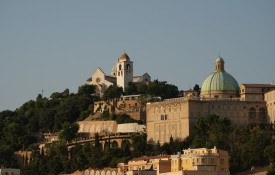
<box><xmin>104</xmin><ymin>85</ymin><xmax>123</xmax><ymax>100</ymax></box>
<box><xmin>267</xmin><ymin>163</ymin><xmax>275</xmax><ymax>175</ymax></box>
<box><xmin>131</xmin><ymin>133</ymin><xmax>147</xmax><ymax>157</ymax></box>
<box><xmin>190</xmin><ymin>114</ymin><xmax>274</xmax><ymax>173</ymax></box>
<box><xmin>50</xmin><ymin>89</ymin><xmax>70</xmax><ymax>99</ymax></box>
<box><xmin>264</xmin><ymin>143</ymin><xmax>275</xmax><ymax>164</ymax></box>
<box><xmin>78</xmin><ymin>84</ymin><xmax>96</xmax><ymax>95</ymax></box>
<box><xmin>193</xmin><ymin>84</ymin><xmax>201</xmax><ymax>96</ymax></box>
<box><xmin>191</xmin><ymin>114</ymin><xmax>231</xmax><ymax>149</ymax></box>
<box><xmin>0</xmin><ymin>86</ymin><xmax>93</xmax><ymax>157</ymax></box>
<box><xmin>159</xmin><ymin>137</ymin><xmax>191</xmax><ymax>155</ymax></box>
<box><xmin>124</xmin><ymin>80</ymin><xmax>179</xmax><ymax>99</ymax></box>
<box><xmin>115</xmin><ymin>114</ymin><xmax>140</xmax><ymax>124</ymax></box>
<box><xmin>0</xmin><ymin>144</ymin><xmax>17</xmax><ymax>168</ymax></box>
<box><xmin>124</xmin><ymin>82</ymin><xmax>138</xmax><ymax>95</ymax></box>
<box><xmin>59</xmin><ymin>122</ymin><xmax>79</xmax><ymax>142</ymax></box>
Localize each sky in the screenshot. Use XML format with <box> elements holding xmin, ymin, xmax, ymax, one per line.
<box><xmin>0</xmin><ymin>0</ymin><xmax>275</xmax><ymax>111</ymax></box>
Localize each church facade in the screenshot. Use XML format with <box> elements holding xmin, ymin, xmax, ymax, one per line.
<box><xmin>86</xmin><ymin>53</ymin><xmax>151</xmax><ymax>96</ymax></box>
<box><xmin>146</xmin><ymin>57</ymin><xmax>275</xmax><ymax>144</ymax></box>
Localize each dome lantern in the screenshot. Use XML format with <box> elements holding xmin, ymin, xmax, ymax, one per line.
<box><xmin>215</xmin><ymin>57</ymin><xmax>224</xmax><ymax>72</ymax></box>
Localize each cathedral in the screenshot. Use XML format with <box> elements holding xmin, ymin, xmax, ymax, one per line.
<box><xmin>146</xmin><ymin>57</ymin><xmax>275</xmax><ymax>144</ymax></box>
<box><xmin>86</xmin><ymin>53</ymin><xmax>151</xmax><ymax>96</ymax></box>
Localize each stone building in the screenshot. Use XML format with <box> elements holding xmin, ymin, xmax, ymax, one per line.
<box><xmin>117</xmin><ymin>147</ymin><xmax>229</xmax><ymax>175</ymax></box>
<box><xmin>265</xmin><ymin>89</ymin><xmax>275</xmax><ymax>123</ymax></box>
<box><xmin>86</xmin><ymin>53</ymin><xmax>151</xmax><ymax>96</ymax></box>
<box><xmin>171</xmin><ymin>147</ymin><xmax>229</xmax><ymax>172</ymax></box>
<box><xmin>146</xmin><ymin>57</ymin><xmax>271</xmax><ymax>144</ymax></box>
<box><xmin>118</xmin><ymin>155</ymin><xmax>171</xmax><ymax>175</ymax></box>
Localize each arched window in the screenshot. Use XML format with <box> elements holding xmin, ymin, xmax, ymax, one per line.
<box><xmin>111</xmin><ymin>141</ymin><xmax>118</xmax><ymax>148</ymax></box>
<box><xmin>249</xmin><ymin>107</ymin><xmax>256</xmax><ymax>119</ymax></box>
<box><xmin>119</xmin><ymin>64</ymin><xmax>122</xmax><ymax>70</ymax></box>
<box><xmin>126</xmin><ymin>64</ymin><xmax>130</xmax><ymax>71</ymax></box>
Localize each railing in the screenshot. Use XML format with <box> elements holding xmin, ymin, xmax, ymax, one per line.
<box><xmin>67</xmin><ymin>132</ymin><xmax>137</xmax><ymax>146</ymax></box>
<box><xmin>162</xmin><ymin>97</ymin><xmax>242</xmax><ymax>102</ymax></box>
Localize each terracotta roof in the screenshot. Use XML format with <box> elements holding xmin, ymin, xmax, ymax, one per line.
<box><xmin>119</xmin><ymin>53</ymin><xmax>130</xmax><ymax>62</ymax></box>
<box><xmin>241</xmin><ymin>84</ymin><xmax>275</xmax><ymax>88</ymax></box>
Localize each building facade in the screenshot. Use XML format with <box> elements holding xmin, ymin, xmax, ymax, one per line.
<box><xmin>240</xmin><ymin>84</ymin><xmax>275</xmax><ymax>101</ymax></box>
<box><xmin>93</xmin><ymin>94</ymin><xmax>149</xmax><ymax>121</ymax></box>
<box><xmin>117</xmin><ymin>147</ymin><xmax>229</xmax><ymax>175</ymax></box>
<box><xmin>118</xmin><ymin>156</ymin><xmax>171</xmax><ymax>175</ymax></box>
<box><xmin>87</xmin><ymin>53</ymin><xmax>151</xmax><ymax>96</ymax></box>
<box><xmin>146</xmin><ymin>57</ymin><xmax>270</xmax><ymax>144</ymax></box>
<box><xmin>171</xmin><ymin>147</ymin><xmax>229</xmax><ymax>172</ymax></box>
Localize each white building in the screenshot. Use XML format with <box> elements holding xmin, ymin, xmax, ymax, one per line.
<box><xmin>87</xmin><ymin>53</ymin><xmax>151</xmax><ymax>96</ymax></box>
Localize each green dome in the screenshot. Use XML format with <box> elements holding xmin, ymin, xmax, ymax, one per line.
<box><xmin>201</xmin><ymin>71</ymin><xmax>239</xmax><ymax>92</ymax></box>
<box><xmin>201</xmin><ymin>57</ymin><xmax>239</xmax><ymax>96</ymax></box>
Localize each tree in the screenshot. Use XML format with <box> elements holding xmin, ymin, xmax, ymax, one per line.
<box><xmin>264</xmin><ymin>143</ymin><xmax>275</xmax><ymax>164</ymax></box>
<box><xmin>78</xmin><ymin>84</ymin><xmax>96</xmax><ymax>95</ymax></box>
<box><xmin>2</xmin><ymin>122</ymin><xmax>27</xmax><ymax>150</ymax></box>
<box><xmin>103</xmin><ymin>85</ymin><xmax>123</xmax><ymax>100</ymax></box>
<box><xmin>267</xmin><ymin>163</ymin><xmax>275</xmax><ymax>175</ymax></box>
<box><xmin>59</xmin><ymin>122</ymin><xmax>79</xmax><ymax>142</ymax></box>
<box><xmin>191</xmin><ymin>114</ymin><xmax>231</xmax><ymax>149</ymax></box>
<box><xmin>0</xmin><ymin>144</ymin><xmax>17</xmax><ymax>168</ymax></box>
<box><xmin>146</xmin><ymin>81</ymin><xmax>179</xmax><ymax>99</ymax></box>
<box><xmin>131</xmin><ymin>133</ymin><xmax>147</xmax><ymax>157</ymax></box>
<box><xmin>193</xmin><ymin>84</ymin><xmax>201</xmax><ymax>96</ymax></box>
<box><xmin>124</xmin><ymin>82</ymin><xmax>138</xmax><ymax>95</ymax></box>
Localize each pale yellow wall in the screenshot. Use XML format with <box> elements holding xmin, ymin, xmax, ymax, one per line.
<box><xmin>200</xmin><ymin>90</ymin><xmax>239</xmax><ymax>99</ymax></box>
<box><xmin>240</xmin><ymin>84</ymin><xmax>275</xmax><ymax>101</ymax></box>
<box><xmin>146</xmin><ymin>97</ymin><xmax>267</xmax><ymax>144</ymax></box>
<box><xmin>171</xmin><ymin>148</ymin><xmax>229</xmax><ymax>172</ymax></box>
<box><xmin>265</xmin><ymin>90</ymin><xmax>275</xmax><ymax>123</ymax></box>
<box><xmin>160</xmin><ymin>170</ymin><xmax>230</xmax><ymax>175</ymax></box>
<box><xmin>146</xmin><ymin>98</ymin><xmax>190</xmax><ymax>144</ymax></box>
<box><xmin>118</xmin><ymin>157</ymin><xmax>171</xmax><ymax>175</ymax></box>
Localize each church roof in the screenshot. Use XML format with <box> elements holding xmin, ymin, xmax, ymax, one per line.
<box><xmin>119</xmin><ymin>53</ymin><xmax>130</xmax><ymax>62</ymax></box>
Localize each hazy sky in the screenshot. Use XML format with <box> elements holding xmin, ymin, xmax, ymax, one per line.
<box><xmin>1</xmin><ymin>0</ymin><xmax>275</xmax><ymax>111</ymax></box>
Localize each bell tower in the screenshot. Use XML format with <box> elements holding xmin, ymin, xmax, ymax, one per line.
<box><xmin>116</xmin><ymin>53</ymin><xmax>133</xmax><ymax>90</ymax></box>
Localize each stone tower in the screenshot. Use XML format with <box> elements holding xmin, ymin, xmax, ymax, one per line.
<box><xmin>116</xmin><ymin>53</ymin><xmax>133</xmax><ymax>90</ymax></box>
